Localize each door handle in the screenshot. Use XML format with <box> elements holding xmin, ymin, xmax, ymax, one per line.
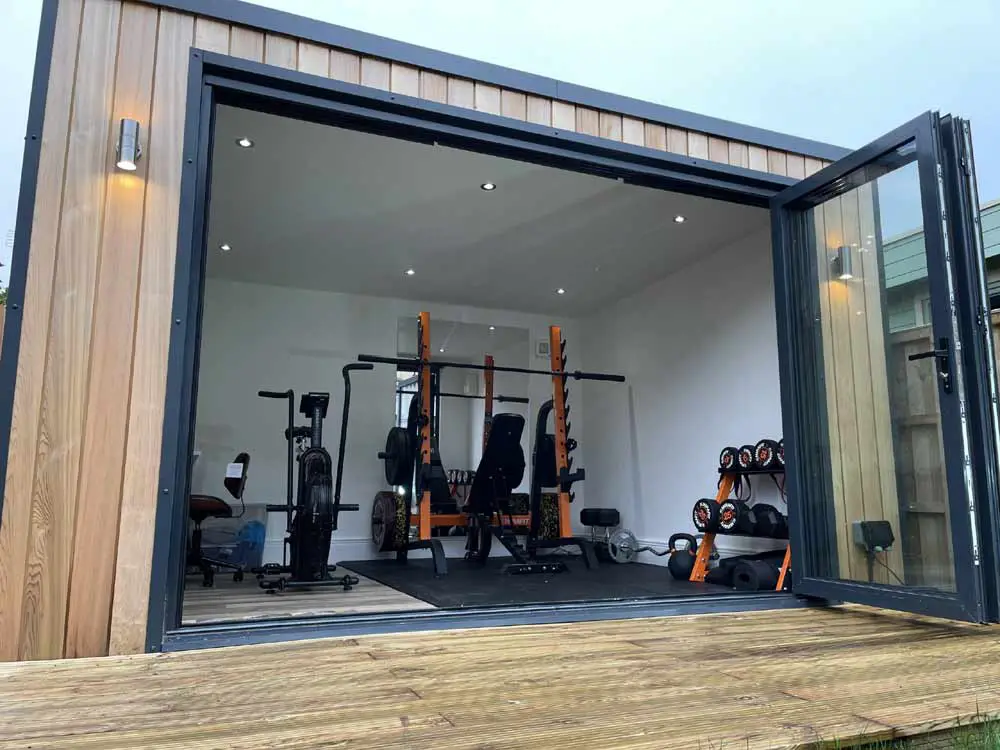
<box><xmin>908</xmin><ymin>337</ymin><xmax>952</xmax><ymax>394</ymax></box>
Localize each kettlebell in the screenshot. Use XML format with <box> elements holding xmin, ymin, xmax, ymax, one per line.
<box><xmin>667</xmin><ymin>533</ymin><xmax>699</xmax><ymax>581</ymax></box>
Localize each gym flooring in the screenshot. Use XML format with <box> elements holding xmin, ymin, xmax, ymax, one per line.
<box><xmin>181</xmin><ymin>558</ymin><xmax>743</xmax><ymax>624</ymax></box>
<box><xmin>341</xmin><ymin>557</ymin><xmax>737</xmax><ymax>608</ymax></box>
<box><xmin>3</xmin><ymin>606</ymin><xmax>996</xmax><ymax>748</ymax></box>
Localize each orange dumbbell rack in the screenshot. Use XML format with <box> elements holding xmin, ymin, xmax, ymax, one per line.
<box><xmin>688</xmin><ymin>469</ymin><xmax>790</xmax><ymax>591</ymax></box>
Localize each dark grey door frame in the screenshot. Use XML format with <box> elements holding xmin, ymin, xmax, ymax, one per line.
<box><xmin>150</xmin><ymin>48</ymin><xmax>816</xmax><ymax>654</ymax></box>
<box><xmin>770</xmin><ymin>111</ymin><xmax>1000</xmax><ymax>623</ymax></box>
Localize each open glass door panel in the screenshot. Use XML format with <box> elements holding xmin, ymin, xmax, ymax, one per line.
<box><xmin>772</xmin><ymin>112</ymin><xmax>986</xmax><ymax>622</ymax></box>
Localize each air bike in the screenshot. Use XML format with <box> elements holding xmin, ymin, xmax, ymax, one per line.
<box><xmin>359</xmin><ymin>312</ymin><xmax>626</xmax><ymax>576</ymax></box>
<box><xmin>253</xmin><ymin>363</ymin><xmax>373</xmax><ymax>592</ymax></box>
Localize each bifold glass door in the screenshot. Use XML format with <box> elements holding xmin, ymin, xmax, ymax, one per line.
<box><xmin>771</xmin><ymin>112</ymin><xmax>993</xmax><ymax>622</ymax></box>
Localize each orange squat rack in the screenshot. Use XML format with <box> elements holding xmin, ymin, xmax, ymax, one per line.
<box><xmin>688</xmin><ymin>470</ymin><xmax>791</xmax><ymax>591</ymax></box>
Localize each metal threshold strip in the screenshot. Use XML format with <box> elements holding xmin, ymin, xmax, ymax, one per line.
<box><xmin>163</xmin><ymin>591</ymin><xmax>817</xmax><ymax>652</ymax></box>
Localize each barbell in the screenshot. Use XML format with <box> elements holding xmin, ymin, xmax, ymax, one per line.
<box><xmin>359</xmin><ymin>353</ymin><xmax>626</xmax><ymax>383</ymax></box>
<box><xmin>605</xmin><ymin>528</ymin><xmax>672</xmax><ymax>564</ymax></box>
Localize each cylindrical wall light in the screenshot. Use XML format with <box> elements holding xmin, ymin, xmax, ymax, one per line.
<box><xmin>116</xmin><ymin>118</ymin><xmax>142</xmax><ymax>171</ymax></box>
<box><xmin>832</xmin><ymin>245</ymin><xmax>853</xmax><ymax>280</ymax></box>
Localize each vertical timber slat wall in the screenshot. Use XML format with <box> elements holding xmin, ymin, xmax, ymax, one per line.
<box><xmin>0</xmin><ymin>0</ymin><xmax>831</xmax><ymax>660</ymax></box>
<box><xmin>109</xmin><ymin>7</ymin><xmax>194</xmax><ymax>658</ymax></box>
<box><xmin>64</xmin><ymin>0</ymin><xmax>159</xmax><ymax>659</ymax></box>
<box><xmin>816</xmin><ymin>189</ymin><xmax>903</xmax><ymax>583</ymax></box>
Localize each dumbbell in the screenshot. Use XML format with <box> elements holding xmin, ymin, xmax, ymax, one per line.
<box><xmin>692</xmin><ymin>499</ymin><xmax>721</xmax><ymax>533</ymax></box>
<box><xmin>754</xmin><ymin>439</ymin><xmax>781</xmax><ymax>470</ymax></box>
<box><xmin>749</xmin><ymin>503</ymin><xmax>788</xmax><ymax>539</ymax></box>
<box><xmin>737</xmin><ymin>445</ymin><xmax>756</xmax><ymax>471</ymax></box>
<box><xmin>717</xmin><ymin>499</ymin><xmax>751</xmax><ymax>534</ymax></box>
<box><xmin>732</xmin><ymin>559</ymin><xmax>780</xmax><ymax>591</ymax></box>
<box><xmin>719</xmin><ymin>446</ymin><xmax>739</xmax><ymax>472</ymax></box>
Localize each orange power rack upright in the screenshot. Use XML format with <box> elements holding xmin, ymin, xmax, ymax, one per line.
<box><xmin>416</xmin><ymin>311</ymin><xmax>433</xmax><ymax>541</ymax></box>
<box><xmin>482</xmin><ymin>354</ymin><xmax>494</xmax><ymax>454</ymax></box>
<box><xmin>548</xmin><ymin>325</ymin><xmax>573</xmax><ymax>538</ymax></box>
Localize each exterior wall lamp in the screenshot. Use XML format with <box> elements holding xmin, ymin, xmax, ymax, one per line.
<box><xmin>115</xmin><ymin>118</ymin><xmax>142</xmax><ymax>171</ymax></box>
<box><xmin>832</xmin><ymin>245</ymin><xmax>853</xmax><ymax>280</ymax></box>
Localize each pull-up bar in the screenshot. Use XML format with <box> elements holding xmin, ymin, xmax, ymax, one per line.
<box><xmin>359</xmin><ymin>353</ymin><xmax>626</xmax><ymax>383</ymax></box>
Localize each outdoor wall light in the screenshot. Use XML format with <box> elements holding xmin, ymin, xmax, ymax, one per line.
<box><xmin>115</xmin><ymin>118</ymin><xmax>142</xmax><ymax>171</ymax></box>
<box><xmin>832</xmin><ymin>245</ymin><xmax>853</xmax><ymax>280</ymax></box>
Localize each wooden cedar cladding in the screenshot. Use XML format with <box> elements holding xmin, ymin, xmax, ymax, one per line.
<box><xmin>0</xmin><ymin>0</ymin><xmax>831</xmax><ymax>662</ymax></box>
<box><xmin>814</xmin><ymin>186</ymin><xmax>905</xmax><ymax>583</ymax></box>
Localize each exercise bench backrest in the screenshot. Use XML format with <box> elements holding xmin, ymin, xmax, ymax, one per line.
<box><xmin>467</xmin><ymin>413</ymin><xmax>526</xmax><ymax>514</ymax></box>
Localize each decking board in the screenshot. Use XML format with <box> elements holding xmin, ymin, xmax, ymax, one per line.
<box><xmin>0</xmin><ymin>606</ymin><xmax>996</xmax><ymax>749</ymax></box>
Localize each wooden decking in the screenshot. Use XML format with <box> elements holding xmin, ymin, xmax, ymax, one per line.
<box><xmin>1</xmin><ymin>605</ymin><xmax>998</xmax><ymax>749</ymax></box>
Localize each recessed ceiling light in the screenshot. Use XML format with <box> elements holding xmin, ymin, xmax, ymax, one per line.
<box><xmin>219</xmin><ymin>243</ymin><xmax>232</xmax><ymax>252</ymax></box>
<box><xmin>405</xmin><ymin>268</ymin><xmax>415</xmax><ymax>276</ymax></box>
<box><xmin>236</xmin><ymin>137</ymin><xmax>254</xmax><ymax>148</ymax></box>
<box><xmin>488</xmin><ymin>326</ymin><xmax>496</xmax><ymax>331</ymax></box>
<box><xmin>480</xmin><ymin>182</ymin><xmax>497</xmax><ymax>191</ymax></box>
<box><xmin>556</xmin><ymin>288</ymin><xmax>566</xmax><ymax>295</ymax></box>
<box><xmin>439</xmin><ymin>347</ymin><xmax>446</xmax><ymax>353</ymax></box>
<box><xmin>673</xmin><ymin>215</ymin><xmax>686</xmax><ymax>224</ymax></box>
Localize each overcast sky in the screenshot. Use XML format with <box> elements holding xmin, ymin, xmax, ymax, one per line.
<box><xmin>1</xmin><ymin>0</ymin><xmax>998</xmax><ymax>288</ymax></box>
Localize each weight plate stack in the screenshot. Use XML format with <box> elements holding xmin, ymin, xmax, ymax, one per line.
<box><xmin>737</xmin><ymin>445</ymin><xmax>756</xmax><ymax>471</ymax></box>
<box><xmin>719</xmin><ymin>446</ymin><xmax>739</xmax><ymax>472</ymax></box>
<box><xmin>754</xmin><ymin>439</ymin><xmax>780</xmax><ymax>470</ymax></box>
<box><xmin>371</xmin><ymin>491</ymin><xmax>409</xmax><ymax>552</ymax></box>
<box><xmin>692</xmin><ymin>498</ymin><xmax>720</xmax><ymax>533</ymax></box>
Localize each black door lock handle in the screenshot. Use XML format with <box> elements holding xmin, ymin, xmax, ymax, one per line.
<box><xmin>907</xmin><ymin>337</ymin><xmax>953</xmax><ymax>394</ymax></box>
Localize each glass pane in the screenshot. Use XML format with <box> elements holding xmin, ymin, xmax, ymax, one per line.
<box><xmin>806</xmin><ymin>141</ymin><xmax>958</xmax><ymax>592</ymax></box>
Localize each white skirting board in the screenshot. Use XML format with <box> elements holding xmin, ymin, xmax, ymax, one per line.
<box><xmin>630</xmin><ymin>537</ymin><xmax>787</xmax><ymax>567</ymax></box>
<box><xmin>263</xmin><ymin>534</ymin><xmax>787</xmax><ymax>567</ymax></box>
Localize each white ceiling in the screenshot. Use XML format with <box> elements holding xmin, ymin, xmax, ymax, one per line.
<box><xmin>207</xmin><ymin>105</ymin><xmax>768</xmax><ymax>315</ymax></box>
<box><xmin>396</xmin><ymin>317</ymin><xmax>527</xmax><ymax>362</ymax></box>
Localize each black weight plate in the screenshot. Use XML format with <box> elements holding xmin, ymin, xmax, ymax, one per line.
<box><xmin>717</xmin><ymin>501</ymin><xmax>737</xmax><ymax>533</ymax></box>
<box><xmin>777</xmin><ymin>438</ymin><xmax>785</xmax><ymax>466</ymax></box>
<box><xmin>737</xmin><ymin>445</ymin><xmax>756</xmax><ymax>470</ymax></box>
<box><xmin>540</xmin><ymin>493</ymin><xmax>560</xmax><ymax>539</ymax></box>
<box><xmin>754</xmin><ymin>439</ymin><xmax>780</xmax><ymax>470</ymax></box>
<box><xmin>382</xmin><ymin>427</ymin><xmax>415</xmax><ymax>486</ymax></box>
<box><xmin>719</xmin><ymin>446</ymin><xmax>739</xmax><ymax>471</ymax></box>
<box><xmin>371</xmin><ymin>491</ymin><xmax>408</xmax><ymax>552</ymax></box>
<box><xmin>718</xmin><ymin>500</ymin><xmax>748</xmax><ymax>533</ymax></box>
<box><xmin>692</xmin><ymin>499</ymin><xmax>720</xmax><ymax>533</ymax></box>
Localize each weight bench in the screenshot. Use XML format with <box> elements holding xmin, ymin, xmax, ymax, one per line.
<box><xmin>465</xmin><ymin>413</ymin><xmax>576</xmax><ymax>575</ymax></box>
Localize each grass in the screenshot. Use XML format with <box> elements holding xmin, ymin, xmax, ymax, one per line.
<box><xmin>854</xmin><ymin>718</ymin><xmax>1000</xmax><ymax>750</ymax></box>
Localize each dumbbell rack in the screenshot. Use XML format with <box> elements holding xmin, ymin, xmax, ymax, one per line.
<box><xmin>688</xmin><ymin>467</ymin><xmax>791</xmax><ymax>591</ymax></box>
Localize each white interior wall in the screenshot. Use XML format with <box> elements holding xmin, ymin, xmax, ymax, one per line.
<box><xmin>580</xmin><ymin>226</ymin><xmax>786</xmax><ymax>561</ymax></box>
<box><xmin>469</xmin><ymin>338</ymin><xmax>531</xmax><ymax>477</ymax></box>
<box><xmin>192</xmin><ymin>278</ymin><xmax>582</xmax><ymax>562</ymax></box>
<box><xmin>437</xmin><ymin>367</ymin><xmax>475</xmax><ymax>471</ymax></box>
